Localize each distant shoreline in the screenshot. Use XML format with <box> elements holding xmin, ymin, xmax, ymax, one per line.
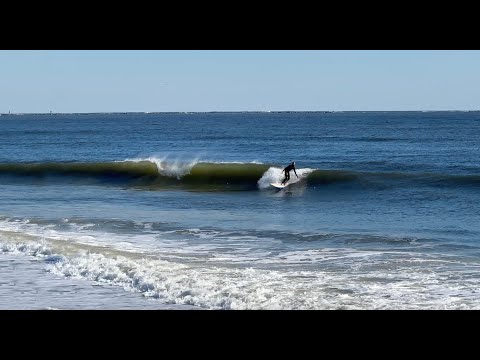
<box><xmin>1</xmin><ymin>110</ymin><xmax>479</xmax><ymax>116</ymax></box>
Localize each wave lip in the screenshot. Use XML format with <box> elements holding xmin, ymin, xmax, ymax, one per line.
<box><xmin>123</xmin><ymin>156</ymin><xmax>199</xmax><ymax>179</ymax></box>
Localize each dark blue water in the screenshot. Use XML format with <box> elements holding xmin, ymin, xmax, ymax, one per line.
<box><xmin>1</xmin><ymin>111</ymin><xmax>479</xmax><ymax>309</ymax></box>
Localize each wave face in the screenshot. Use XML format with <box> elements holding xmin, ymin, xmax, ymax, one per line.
<box><xmin>0</xmin><ymin>159</ymin><xmax>479</xmax><ymax>191</ymax></box>
<box><xmin>0</xmin><ymin>160</ymin><xmax>267</xmax><ymax>190</ymax></box>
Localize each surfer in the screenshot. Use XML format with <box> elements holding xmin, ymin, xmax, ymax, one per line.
<box><xmin>281</xmin><ymin>161</ymin><xmax>298</xmax><ymax>185</ymax></box>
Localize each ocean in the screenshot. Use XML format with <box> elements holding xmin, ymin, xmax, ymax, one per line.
<box><xmin>0</xmin><ymin>111</ymin><xmax>479</xmax><ymax>309</ymax></box>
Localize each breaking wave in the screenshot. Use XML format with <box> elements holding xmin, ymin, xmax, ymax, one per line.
<box><xmin>0</xmin><ymin>159</ymin><xmax>479</xmax><ymax>191</ymax></box>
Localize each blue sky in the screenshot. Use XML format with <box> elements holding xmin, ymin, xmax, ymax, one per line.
<box><xmin>1</xmin><ymin>50</ymin><xmax>479</xmax><ymax>113</ymax></box>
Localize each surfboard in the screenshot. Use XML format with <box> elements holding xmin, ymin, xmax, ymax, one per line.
<box><xmin>270</xmin><ymin>182</ymin><xmax>289</xmax><ymax>190</ymax></box>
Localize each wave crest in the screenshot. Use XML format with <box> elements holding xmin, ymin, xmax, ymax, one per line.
<box><xmin>1</xmin><ymin>160</ymin><xmax>479</xmax><ymax>191</ymax></box>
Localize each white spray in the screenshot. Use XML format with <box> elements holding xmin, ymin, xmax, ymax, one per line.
<box><xmin>257</xmin><ymin>167</ymin><xmax>316</xmax><ymax>189</ymax></box>
<box><xmin>124</xmin><ymin>156</ymin><xmax>199</xmax><ymax>180</ymax></box>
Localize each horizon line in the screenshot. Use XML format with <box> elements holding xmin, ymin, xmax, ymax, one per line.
<box><xmin>1</xmin><ymin>110</ymin><xmax>480</xmax><ymax>115</ymax></box>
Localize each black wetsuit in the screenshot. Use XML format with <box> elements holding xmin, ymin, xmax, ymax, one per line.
<box><xmin>282</xmin><ymin>164</ymin><xmax>298</xmax><ymax>185</ymax></box>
